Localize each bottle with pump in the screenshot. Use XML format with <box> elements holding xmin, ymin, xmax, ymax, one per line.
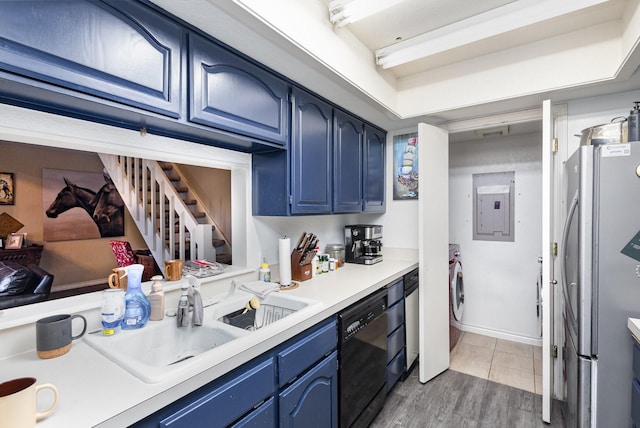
<box><xmin>148</xmin><ymin>275</ymin><xmax>165</xmax><ymax>321</ymax></box>
<box><xmin>629</xmin><ymin>101</ymin><xmax>640</xmax><ymax>143</ymax></box>
<box><xmin>121</xmin><ymin>264</ymin><xmax>151</xmax><ymax>330</ymax></box>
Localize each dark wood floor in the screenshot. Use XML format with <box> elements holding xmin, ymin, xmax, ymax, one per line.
<box><xmin>371</xmin><ymin>369</ymin><xmax>566</xmax><ymax>428</ymax></box>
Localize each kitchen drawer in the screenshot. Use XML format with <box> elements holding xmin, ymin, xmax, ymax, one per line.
<box><xmin>633</xmin><ymin>378</ymin><xmax>640</xmax><ymax>427</ymax></box>
<box><xmin>634</xmin><ymin>340</ymin><xmax>640</xmax><ymax>380</ymax></box>
<box><xmin>387</xmin><ymin>300</ymin><xmax>405</xmax><ymax>334</ymax></box>
<box><xmin>154</xmin><ymin>357</ymin><xmax>275</xmax><ymax>428</ymax></box>
<box><xmin>387</xmin><ymin>278</ymin><xmax>404</xmax><ymax>306</ymax></box>
<box><xmin>278</xmin><ymin>319</ymin><xmax>337</xmax><ymax>387</ymax></box>
<box><xmin>387</xmin><ymin>324</ymin><xmax>405</xmax><ymax>363</ymax></box>
<box><xmin>387</xmin><ymin>347</ymin><xmax>406</xmax><ymax>392</ymax></box>
<box><xmin>231</xmin><ymin>397</ymin><xmax>276</xmax><ymax>428</ymax></box>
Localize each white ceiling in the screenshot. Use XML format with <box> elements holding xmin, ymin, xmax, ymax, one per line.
<box><xmin>151</xmin><ymin>0</ymin><xmax>640</xmax><ymax>131</ymax></box>
<box><xmin>342</xmin><ymin>0</ymin><xmax>629</xmax><ymax>77</ymax></box>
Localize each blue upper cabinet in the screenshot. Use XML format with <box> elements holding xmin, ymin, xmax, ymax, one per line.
<box><xmin>333</xmin><ymin>109</ymin><xmax>364</xmax><ymax>213</ymax></box>
<box><xmin>363</xmin><ymin>124</ymin><xmax>386</xmax><ymax>213</ymax></box>
<box><xmin>0</xmin><ymin>0</ymin><xmax>182</xmax><ymax>118</ymax></box>
<box><xmin>290</xmin><ymin>87</ymin><xmax>333</xmax><ymax>214</ymax></box>
<box><xmin>189</xmin><ymin>33</ymin><xmax>289</xmax><ymax>146</ymax></box>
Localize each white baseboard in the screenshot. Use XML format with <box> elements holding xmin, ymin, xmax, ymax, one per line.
<box><xmin>460</xmin><ymin>323</ymin><xmax>543</xmax><ymax>347</ymax></box>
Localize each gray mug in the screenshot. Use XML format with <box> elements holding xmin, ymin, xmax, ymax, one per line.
<box><xmin>36</xmin><ymin>314</ymin><xmax>87</xmax><ymax>359</ymax></box>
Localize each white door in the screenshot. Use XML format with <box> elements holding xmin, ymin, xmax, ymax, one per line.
<box><xmin>418</xmin><ymin>123</ymin><xmax>450</xmax><ymax>383</ymax></box>
<box><xmin>541</xmin><ymin>99</ymin><xmax>555</xmax><ymax>422</ymax></box>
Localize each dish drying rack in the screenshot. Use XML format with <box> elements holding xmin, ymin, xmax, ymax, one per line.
<box><xmin>221</xmin><ymin>304</ymin><xmax>296</xmax><ymax>331</ymax></box>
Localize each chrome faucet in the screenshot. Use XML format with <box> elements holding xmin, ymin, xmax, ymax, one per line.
<box><xmin>177</xmin><ymin>276</ymin><xmax>203</xmax><ymax>327</ymax></box>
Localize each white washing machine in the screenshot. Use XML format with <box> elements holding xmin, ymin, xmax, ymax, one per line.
<box><xmin>449</xmin><ymin>244</ymin><xmax>464</xmax><ymax>350</ymax></box>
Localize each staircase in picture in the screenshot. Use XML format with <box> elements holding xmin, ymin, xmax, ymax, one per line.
<box><xmin>99</xmin><ymin>154</ymin><xmax>231</xmax><ymax>268</ymax></box>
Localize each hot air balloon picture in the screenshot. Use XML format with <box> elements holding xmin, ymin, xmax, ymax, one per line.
<box><xmin>393</xmin><ymin>133</ymin><xmax>419</xmax><ymax>200</ymax></box>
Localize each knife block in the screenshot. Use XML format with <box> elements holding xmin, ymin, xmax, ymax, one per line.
<box><xmin>291</xmin><ymin>251</ymin><xmax>313</xmax><ymax>282</ymax></box>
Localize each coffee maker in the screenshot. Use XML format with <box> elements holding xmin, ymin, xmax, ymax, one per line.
<box><xmin>344</xmin><ymin>224</ymin><xmax>383</xmax><ymax>265</ymax></box>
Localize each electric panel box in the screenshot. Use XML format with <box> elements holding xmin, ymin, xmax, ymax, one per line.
<box><xmin>472</xmin><ymin>171</ymin><xmax>515</xmax><ymax>242</ymax></box>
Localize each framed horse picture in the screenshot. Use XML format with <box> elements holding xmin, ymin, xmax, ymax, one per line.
<box><xmin>0</xmin><ymin>172</ymin><xmax>15</xmax><ymax>205</ymax></box>
<box><xmin>42</xmin><ymin>168</ymin><xmax>125</xmax><ymax>241</ymax></box>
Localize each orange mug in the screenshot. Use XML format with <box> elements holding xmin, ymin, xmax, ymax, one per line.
<box><xmin>108</xmin><ymin>267</ymin><xmax>127</xmax><ymax>291</ymax></box>
<box><xmin>164</xmin><ymin>259</ymin><xmax>183</xmax><ymax>281</ymax></box>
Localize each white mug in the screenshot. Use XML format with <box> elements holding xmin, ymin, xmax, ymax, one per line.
<box><xmin>0</xmin><ymin>377</ymin><xmax>58</xmax><ymax>427</ymax></box>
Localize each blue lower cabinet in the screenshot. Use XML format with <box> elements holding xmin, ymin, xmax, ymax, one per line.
<box><xmin>279</xmin><ymin>351</ymin><xmax>338</xmax><ymax>428</ymax></box>
<box><xmin>387</xmin><ymin>348</ymin><xmax>406</xmax><ymax>392</ymax></box>
<box><xmin>633</xmin><ymin>378</ymin><xmax>640</xmax><ymax>428</ymax></box>
<box><xmin>132</xmin><ymin>318</ymin><xmax>338</xmax><ymax>427</ymax></box>
<box><xmin>231</xmin><ymin>397</ymin><xmax>276</xmax><ymax>428</ymax></box>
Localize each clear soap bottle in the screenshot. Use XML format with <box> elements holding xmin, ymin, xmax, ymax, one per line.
<box><xmin>121</xmin><ymin>264</ymin><xmax>151</xmax><ymax>330</ymax></box>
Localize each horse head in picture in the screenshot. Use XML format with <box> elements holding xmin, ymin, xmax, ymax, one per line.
<box><xmin>45</xmin><ymin>177</ymin><xmax>96</xmax><ymax>219</ymax></box>
<box><xmin>91</xmin><ymin>175</ymin><xmax>125</xmax><ymax>237</ymax></box>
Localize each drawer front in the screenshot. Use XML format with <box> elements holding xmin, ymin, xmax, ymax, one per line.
<box><xmin>387</xmin><ymin>300</ymin><xmax>405</xmax><ymax>334</ymax></box>
<box><xmin>387</xmin><ymin>278</ymin><xmax>404</xmax><ymax>306</ymax></box>
<box><xmin>160</xmin><ymin>357</ymin><xmax>275</xmax><ymax>427</ymax></box>
<box><xmin>387</xmin><ymin>325</ymin><xmax>405</xmax><ymax>363</ymax></box>
<box><xmin>278</xmin><ymin>319</ymin><xmax>337</xmax><ymax>387</ymax></box>
<box><xmin>387</xmin><ymin>348</ymin><xmax>406</xmax><ymax>392</ymax></box>
<box><xmin>633</xmin><ymin>378</ymin><xmax>640</xmax><ymax>427</ymax></box>
<box><xmin>231</xmin><ymin>397</ymin><xmax>276</xmax><ymax>428</ymax></box>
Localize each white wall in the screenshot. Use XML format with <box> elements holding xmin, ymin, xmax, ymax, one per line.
<box><xmin>449</xmin><ymin>132</ymin><xmax>543</xmax><ymax>343</ymax></box>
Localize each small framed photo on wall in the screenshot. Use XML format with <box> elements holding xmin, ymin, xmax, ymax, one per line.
<box><xmin>0</xmin><ymin>173</ymin><xmax>14</xmax><ymax>205</ymax></box>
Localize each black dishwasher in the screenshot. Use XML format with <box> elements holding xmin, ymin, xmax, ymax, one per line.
<box><xmin>338</xmin><ymin>288</ymin><xmax>387</xmax><ymax>428</ymax></box>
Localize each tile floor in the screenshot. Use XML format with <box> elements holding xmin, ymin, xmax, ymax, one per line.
<box><xmin>449</xmin><ymin>331</ymin><xmax>542</xmax><ymax>394</ymax></box>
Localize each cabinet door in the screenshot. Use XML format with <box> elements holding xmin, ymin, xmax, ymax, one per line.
<box><xmin>279</xmin><ymin>351</ymin><xmax>338</xmax><ymax>428</ymax></box>
<box><xmin>0</xmin><ymin>0</ymin><xmax>182</xmax><ymax>118</ymax></box>
<box><xmin>290</xmin><ymin>88</ymin><xmax>333</xmax><ymax>214</ymax></box>
<box><xmin>333</xmin><ymin>110</ymin><xmax>363</xmax><ymax>213</ymax></box>
<box><xmin>189</xmin><ymin>33</ymin><xmax>289</xmax><ymax>146</ymax></box>
<box><xmin>363</xmin><ymin>124</ymin><xmax>386</xmax><ymax>213</ymax></box>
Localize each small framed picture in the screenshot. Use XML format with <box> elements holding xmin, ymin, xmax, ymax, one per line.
<box><xmin>0</xmin><ymin>172</ymin><xmax>14</xmax><ymax>205</ymax></box>
<box><xmin>6</xmin><ymin>232</ymin><xmax>24</xmax><ymax>249</ymax></box>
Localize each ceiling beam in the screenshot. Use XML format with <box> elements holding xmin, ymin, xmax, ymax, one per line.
<box><xmin>375</xmin><ymin>0</ymin><xmax>609</xmax><ymax>69</ymax></box>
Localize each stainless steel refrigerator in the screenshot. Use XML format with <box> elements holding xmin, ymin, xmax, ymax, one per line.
<box><xmin>562</xmin><ymin>141</ymin><xmax>640</xmax><ymax>427</ymax></box>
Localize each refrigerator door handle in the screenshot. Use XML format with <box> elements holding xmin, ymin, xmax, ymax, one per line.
<box><xmin>561</xmin><ymin>191</ymin><xmax>579</xmax><ymax>327</ymax></box>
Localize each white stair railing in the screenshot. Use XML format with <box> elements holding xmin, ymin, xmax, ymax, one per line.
<box><xmin>99</xmin><ymin>154</ymin><xmax>215</xmax><ymax>267</ymax></box>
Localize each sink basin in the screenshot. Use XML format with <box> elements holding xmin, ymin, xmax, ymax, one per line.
<box><xmin>214</xmin><ymin>292</ymin><xmax>320</xmax><ymax>331</ymax></box>
<box><xmin>83</xmin><ymin>290</ymin><xmax>321</xmax><ymax>383</ymax></box>
<box><xmin>83</xmin><ymin>319</ymin><xmax>246</xmax><ymax>383</ymax></box>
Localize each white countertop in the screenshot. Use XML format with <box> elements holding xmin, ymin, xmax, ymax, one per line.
<box><xmin>0</xmin><ymin>250</ymin><xmax>418</xmax><ymax>428</ymax></box>
<box><xmin>629</xmin><ymin>318</ymin><xmax>640</xmax><ymax>341</ymax></box>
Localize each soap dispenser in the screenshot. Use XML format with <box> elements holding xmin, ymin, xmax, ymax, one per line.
<box><xmin>148</xmin><ymin>275</ymin><xmax>165</xmax><ymax>321</ymax></box>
